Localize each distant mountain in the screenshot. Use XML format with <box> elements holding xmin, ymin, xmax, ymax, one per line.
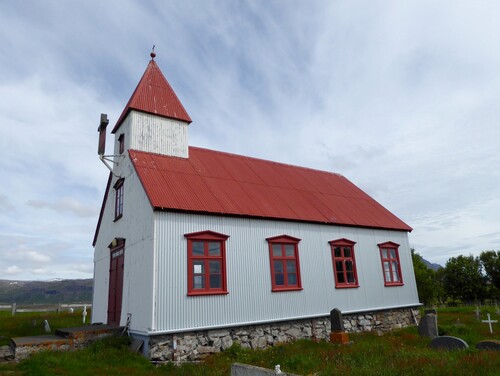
<box><xmin>0</xmin><ymin>279</ymin><xmax>92</xmax><ymax>305</ymax></box>
<box><xmin>422</xmin><ymin>259</ymin><xmax>443</xmax><ymax>271</ymax></box>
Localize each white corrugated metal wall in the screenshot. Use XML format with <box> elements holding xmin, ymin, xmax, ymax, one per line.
<box><xmin>92</xmin><ymin>143</ymin><xmax>155</xmax><ymax>331</ymax></box>
<box><xmin>151</xmin><ymin>212</ymin><xmax>419</xmax><ymax>334</ymax></box>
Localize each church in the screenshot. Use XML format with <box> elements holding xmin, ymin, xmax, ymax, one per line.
<box><xmin>92</xmin><ymin>52</ymin><xmax>420</xmax><ymax>360</ymax></box>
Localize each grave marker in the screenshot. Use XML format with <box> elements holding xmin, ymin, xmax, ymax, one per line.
<box><xmin>418</xmin><ymin>313</ymin><xmax>438</xmax><ymax>338</ymax></box>
<box><xmin>481</xmin><ymin>313</ymin><xmax>498</xmax><ymax>334</ymax></box>
<box><xmin>476</xmin><ymin>340</ymin><xmax>500</xmax><ymax>351</ymax></box>
<box><xmin>474</xmin><ymin>306</ymin><xmax>481</xmax><ymax>321</ymax></box>
<box><xmin>329</xmin><ymin>308</ymin><xmax>349</xmax><ymax>344</ymax></box>
<box><xmin>429</xmin><ymin>336</ymin><xmax>469</xmax><ymax>350</ymax></box>
<box><xmin>330</xmin><ymin>308</ymin><xmax>344</xmax><ymax>332</ymax></box>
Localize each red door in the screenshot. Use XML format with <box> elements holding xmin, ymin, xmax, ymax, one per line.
<box><xmin>107</xmin><ymin>245</ymin><xmax>124</xmax><ymax>326</ymax></box>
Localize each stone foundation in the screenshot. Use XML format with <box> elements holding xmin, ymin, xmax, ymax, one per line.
<box><xmin>149</xmin><ymin>306</ymin><xmax>420</xmax><ymax>361</ymax></box>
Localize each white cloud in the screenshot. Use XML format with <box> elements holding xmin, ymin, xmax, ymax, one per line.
<box><xmin>0</xmin><ymin>194</ymin><xmax>15</xmax><ymax>212</ymax></box>
<box><xmin>26</xmin><ymin>198</ymin><xmax>97</xmax><ymax>218</ymax></box>
<box><xmin>5</xmin><ymin>265</ymin><xmax>22</xmax><ymax>275</ymax></box>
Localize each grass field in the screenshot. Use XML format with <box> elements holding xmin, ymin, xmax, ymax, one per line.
<box><xmin>1</xmin><ymin>307</ymin><xmax>499</xmax><ymax>375</ymax></box>
<box><xmin>0</xmin><ymin>309</ymin><xmax>89</xmax><ymax>346</ymax></box>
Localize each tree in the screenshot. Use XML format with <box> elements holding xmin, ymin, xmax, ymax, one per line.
<box><xmin>479</xmin><ymin>250</ymin><xmax>500</xmax><ymax>290</ymax></box>
<box><xmin>411</xmin><ymin>249</ymin><xmax>436</xmax><ymax>306</ymax></box>
<box><xmin>434</xmin><ymin>267</ymin><xmax>448</xmax><ymax>305</ymax></box>
<box><xmin>443</xmin><ymin>255</ymin><xmax>487</xmax><ymax>304</ymax></box>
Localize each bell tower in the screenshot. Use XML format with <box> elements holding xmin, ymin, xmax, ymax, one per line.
<box><xmin>110</xmin><ymin>50</ymin><xmax>192</xmax><ymax>159</ymax></box>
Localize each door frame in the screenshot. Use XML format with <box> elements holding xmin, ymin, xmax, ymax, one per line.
<box><xmin>107</xmin><ymin>238</ymin><xmax>125</xmax><ymax>326</ymax></box>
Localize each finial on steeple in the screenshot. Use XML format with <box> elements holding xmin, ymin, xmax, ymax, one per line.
<box><xmin>150</xmin><ymin>45</ymin><xmax>156</xmax><ymax>60</ymax></box>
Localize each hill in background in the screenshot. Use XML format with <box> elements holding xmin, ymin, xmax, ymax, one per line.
<box><xmin>0</xmin><ymin>279</ymin><xmax>92</xmax><ymax>305</ymax></box>
<box><xmin>0</xmin><ymin>258</ymin><xmax>442</xmax><ymax>305</ymax></box>
<box><xmin>422</xmin><ymin>258</ymin><xmax>443</xmax><ymax>271</ymax></box>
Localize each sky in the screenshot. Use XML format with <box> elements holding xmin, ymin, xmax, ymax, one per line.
<box><xmin>1</xmin><ymin>1</ymin><xmax>499</xmax><ymax>280</ymax></box>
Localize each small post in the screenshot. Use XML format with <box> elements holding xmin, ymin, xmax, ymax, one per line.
<box><xmin>11</xmin><ymin>303</ymin><xmax>16</xmax><ymax>316</ymax></box>
<box><xmin>82</xmin><ymin>305</ymin><xmax>88</xmax><ymax>324</ymax></box>
<box><xmin>482</xmin><ymin>313</ymin><xmax>498</xmax><ymax>334</ymax></box>
<box><xmin>44</xmin><ymin>320</ymin><xmax>51</xmax><ymax>333</ymax></box>
<box><xmin>475</xmin><ymin>306</ymin><xmax>481</xmax><ymax>321</ymax></box>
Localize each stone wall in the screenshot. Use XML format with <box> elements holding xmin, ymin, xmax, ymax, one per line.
<box><xmin>149</xmin><ymin>306</ymin><xmax>420</xmax><ymax>361</ymax></box>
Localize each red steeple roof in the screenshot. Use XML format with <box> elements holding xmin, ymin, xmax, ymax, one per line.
<box><xmin>112</xmin><ymin>57</ymin><xmax>192</xmax><ymax>133</ymax></box>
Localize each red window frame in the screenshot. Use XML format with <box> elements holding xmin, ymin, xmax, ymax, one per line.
<box><xmin>185</xmin><ymin>231</ymin><xmax>229</xmax><ymax>296</ymax></box>
<box><xmin>118</xmin><ymin>134</ymin><xmax>125</xmax><ymax>154</ymax></box>
<box><xmin>378</xmin><ymin>241</ymin><xmax>404</xmax><ymax>286</ymax></box>
<box><xmin>114</xmin><ymin>179</ymin><xmax>124</xmax><ymax>221</ymax></box>
<box><xmin>329</xmin><ymin>238</ymin><xmax>359</xmax><ymax>288</ymax></box>
<box><xmin>266</xmin><ymin>235</ymin><xmax>302</xmax><ymax>292</ymax></box>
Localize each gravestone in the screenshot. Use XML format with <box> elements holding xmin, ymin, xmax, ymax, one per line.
<box><xmin>429</xmin><ymin>336</ymin><xmax>469</xmax><ymax>350</ymax></box>
<box><xmin>231</xmin><ymin>362</ymin><xmax>301</xmax><ymax>376</ymax></box>
<box><xmin>330</xmin><ymin>308</ymin><xmax>344</xmax><ymax>332</ymax></box>
<box><xmin>329</xmin><ymin>308</ymin><xmax>349</xmax><ymax>344</ymax></box>
<box><xmin>424</xmin><ymin>308</ymin><xmax>437</xmax><ymax>315</ymax></box>
<box><xmin>418</xmin><ymin>313</ymin><xmax>438</xmax><ymax>339</ymax></box>
<box><xmin>476</xmin><ymin>340</ymin><xmax>500</xmax><ymax>351</ymax></box>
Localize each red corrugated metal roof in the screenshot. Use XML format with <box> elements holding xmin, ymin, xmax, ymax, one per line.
<box><xmin>112</xmin><ymin>59</ymin><xmax>192</xmax><ymax>133</ymax></box>
<box><xmin>129</xmin><ymin>148</ymin><xmax>412</xmax><ymax>231</ymax></box>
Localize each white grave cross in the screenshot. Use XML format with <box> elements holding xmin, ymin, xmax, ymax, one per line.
<box><xmin>482</xmin><ymin>313</ymin><xmax>498</xmax><ymax>334</ymax></box>
<box><xmin>82</xmin><ymin>305</ymin><xmax>88</xmax><ymax>324</ymax></box>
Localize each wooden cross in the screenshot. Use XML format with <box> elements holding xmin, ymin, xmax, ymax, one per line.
<box><xmin>474</xmin><ymin>306</ymin><xmax>481</xmax><ymax>320</ymax></box>
<box><xmin>482</xmin><ymin>313</ymin><xmax>498</xmax><ymax>334</ymax></box>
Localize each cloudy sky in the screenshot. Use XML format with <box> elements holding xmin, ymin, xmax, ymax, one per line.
<box><xmin>1</xmin><ymin>1</ymin><xmax>499</xmax><ymax>280</ymax></box>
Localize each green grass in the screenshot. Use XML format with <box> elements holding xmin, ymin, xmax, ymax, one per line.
<box><xmin>1</xmin><ymin>307</ymin><xmax>499</xmax><ymax>375</ymax></box>
<box><xmin>16</xmin><ymin>337</ymin><xmax>155</xmax><ymax>376</ymax></box>
<box><xmin>0</xmin><ymin>309</ymin><xmax>90</xmax><ymax>346</ymax></box>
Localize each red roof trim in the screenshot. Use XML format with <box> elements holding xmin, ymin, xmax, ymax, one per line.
<box><xmin>152</xmin><ymin>207</ymin><xmax>412</xmax><ymax>232</ymax></box>
<box><xmin>112</xmin><ymin>59</ymin><xmax>192</xmax><ymax>134</ymax></box>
